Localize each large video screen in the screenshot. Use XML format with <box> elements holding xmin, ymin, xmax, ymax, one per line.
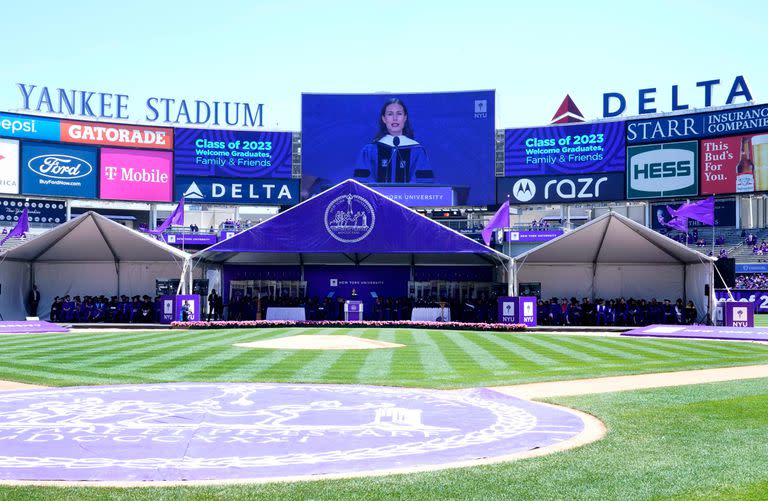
<box><xmin>301</xmin><ymin>91</ymin><xmax>495</xmax><ymax>206</ymax></box>
<box><xmin>174</xmin><ymin>128</ymin><xmax>292</xmax><ymax>178</ymax></box>
<box><xmin>504</xmin><ymin>121</ymin><xmax>625</xmax><ymax>177</ymax></box>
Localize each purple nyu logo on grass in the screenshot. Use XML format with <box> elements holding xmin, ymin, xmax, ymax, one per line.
<box><xmin>0</xmin><ymin>383</ymin><xmax>585</xmax><ymax>482</ymax></box>
<box><xmin>324</xmin><ymin>193</ymin><xmax>376</xmax><ymax>243</ymax></box>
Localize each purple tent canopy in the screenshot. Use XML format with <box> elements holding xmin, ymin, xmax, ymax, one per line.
<box><xmin>193</xmin><ymin>180</ymin><xmax>510</xmax><ymax>266</ymax></box>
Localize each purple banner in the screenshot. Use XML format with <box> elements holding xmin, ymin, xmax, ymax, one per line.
<box><xmin>370</xmin><ymin>186</ymin><xmax>454</xmax><ymax>206</ymax></box>
<box><xmin>162</xmin><ymin>233</ymin><xmax>218</xmax><ymax>246</ymax></box>
<box><xmin>305</xmin><ymin>265</ymin><xmax>410</xmax><ymax>300</ymax></box>
<box><xmin>623</xmin><ymin>324</ymin><xmax>768</xmax><ymax>342</ymax></box>
<box><xmin>505</xmin><ymin>121</ymin><xmax>626</xmax><ymax>176</ymax></box>
<box><xmin>413</xmin><ymin>266</ymin><xmax>493</xmax><ymax>282</ymax></box>
<box><xmin>724</xmin><ymin>301</ymin><xmax>754</xmax><ymax>327</ymax></box>
<box><xmin>202</xmin><ymin>180</ymin><xmax>495</xmax><ymax>255</ymax></box>
<box><xmin>497</xmin><ymin>296</ymin><xmax>537</xmax><ymax>326</ymax></box>
<box><xmin>715</xmin><ymin>290</ymin><xmax>768</xmax><ymax>313</ymax></box>
<box><xmin>0</xmin><ymin>321</ymin><xmax>69</xmax><ymax>334</ymax></box>
<box><xmin>174</xmin><ymin>128</ymin><xmax>292</xmax><ymax>178</ymax></box>
<box><xmin>506</xmin><ymin>230</ymin><xmax>563</xmax><ymax>243</ymax></box>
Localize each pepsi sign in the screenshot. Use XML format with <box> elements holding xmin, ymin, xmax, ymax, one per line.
<box><xmin>21</xmin><ymin>142</ymin><xmax>98</xmax><ymax>198</ymax></box>
<box><xmin>497</xmin><ymin>172</ymin><xmax>625</xmax><ymax>204</ymax></box>
<box><xmin>0</xmin><ymin>112</ymin><xmax>60</xmax><ymax>141</ymax></box>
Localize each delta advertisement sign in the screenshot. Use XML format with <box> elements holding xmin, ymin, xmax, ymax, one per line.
<box><xmin>700</xmin><ymin>132</ymin><xmax>768</xmax><ymax>195</ymax></box>
<box><xmin>0</xmin><ymin>139</ymin><xmax>19</xmax><ymax>194</ymax></box>
<box><xmin>21</xmin><ymin>142</ymin><xmax>98</xmax><ymax>198</ymax></box>
<box><xmin>174</xmin><ymin>177</ymin><xmax>299</xmax><ymax>205</ymax></box>
<box><xmin>100</xmin><ymin>149</ymin><xmax>173</xmax><ymax>202</ymax></box>
<box><xmin>626</xmin><ymin>141</ymin><xmax>699</xmax><ymax>200</ymax></box>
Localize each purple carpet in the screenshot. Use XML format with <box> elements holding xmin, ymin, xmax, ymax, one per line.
<box><xmin>0</xmin><ymin>321</ymin><xmax>69</xmax><ymax>335</ymax></box>
<box><xmin>0</xmin><ymin>383</ymin><xmax>586</xmax><ymax>482</ymax></box>
<box><xmin>622</xmin><ymin>324</ymin><xmax>768</xmax><ymax>342</ymax></box>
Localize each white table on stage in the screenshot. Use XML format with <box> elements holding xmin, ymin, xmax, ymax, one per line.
<box><xmin>266</xmin><ymin>307</ymin><xmax>306</xmax><ymax>321</ymax></box>
<box><xmin>410</xmin><ymin>307</ymin><xmax>451</xmax><ymax>322</ymax></box>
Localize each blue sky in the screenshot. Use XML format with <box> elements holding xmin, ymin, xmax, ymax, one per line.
<box><xmin>1</xmin><ymin>0</ymin><xmax>765</xmax><ymax>130</ymax></box>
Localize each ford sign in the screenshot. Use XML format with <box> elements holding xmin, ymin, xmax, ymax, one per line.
<box><xmin>27</xmin><ymin>154</ymin><xmax>93</xmax><ymax>180</ymax></box>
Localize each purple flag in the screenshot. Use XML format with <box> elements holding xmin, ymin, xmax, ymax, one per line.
<box><xmin>665</xmin><ymin>216</ymin><xmax>689</xmax><ymax>233</ymax></box>
<box><xmin>674</xmin><ymin>196</ymin><xmax>715</xmax><ymax>226</ymax></box>
<box><xmin>660</xmin><ymin>205</ymin><xmax>688</xmax><ymax>232</ymax></box>
<box><xmin>1</xmin><ymin>208</ymin><xmax>29</xmax><ymax>246</ymax></box>
<box><xmin>482</xmin><ymin>200</ymin><xmax>509</xmax><ymax>245</ymax></box>
<box><xmin>147</xmin><ymin>198</ymin><xmax>185</xmax><ymax>235</ymax></box>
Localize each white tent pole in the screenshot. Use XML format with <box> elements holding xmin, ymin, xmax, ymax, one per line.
<box><xmin>176</xmin><ymin>260</ymin><xmax>187</xmax><ymax>295</ymax></box>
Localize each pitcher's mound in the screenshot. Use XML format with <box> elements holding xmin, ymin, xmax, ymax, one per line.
<box><xmin>235</xmin><ymin>335</ymin><xmax>405</xmax><ymax>350</ymax></box>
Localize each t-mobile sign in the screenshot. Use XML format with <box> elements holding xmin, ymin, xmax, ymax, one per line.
<box><xmin>100</xmin><ymin>148</ymin><xmax>173</xmax><ymax>202</ymax></box>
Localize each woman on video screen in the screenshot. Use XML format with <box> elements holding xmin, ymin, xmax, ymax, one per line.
<box><xmin>353</xmin><ymin>98</ymin><xmax>434</xmax><ymax>184</ymax></box>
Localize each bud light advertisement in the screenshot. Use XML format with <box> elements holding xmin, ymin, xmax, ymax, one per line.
<box><xmin>174</xmin><ymin>128</ymin><xmax>292</xmax><ymax>178</ymax></box>
<box><xmin>301</xmin><ymin>90</ymin><xmax>495</xmax><ymax>206</ymax></box>
<box><xmin>700</xmin><ymin>132</ymin><xmax>768</xmax><ymax>195</ymax></box>
<box><xmin>504</xmin><ymin>121</ymin><xmax>626</xmax><ymax>176</ymax></box>
<box><xmin>21</xmin><ymin>141</ymin><xmax>98</xmax><ymax>198</ymax></box>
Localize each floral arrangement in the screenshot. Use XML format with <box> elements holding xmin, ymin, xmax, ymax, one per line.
<box><xmin>171</xmin><ymin>319</ymin><xmax>526</xmax><ymax>331</ymax></box>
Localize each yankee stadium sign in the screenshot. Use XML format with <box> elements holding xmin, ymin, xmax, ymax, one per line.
<box><xmin>16</xmin><ymin>83</ymin><xmax>266</xmax><ymax>128</ymax></box>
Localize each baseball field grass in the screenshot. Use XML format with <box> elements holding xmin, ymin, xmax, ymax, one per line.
<box><xmin>1</xmin><ymin>326</ymin><xmax>767</xmax><ymax>500</ymax></box>
<box><xmin>0</xmin><ymin>327</ymin><xmax>767</xmax><ymax>388</ymax></box>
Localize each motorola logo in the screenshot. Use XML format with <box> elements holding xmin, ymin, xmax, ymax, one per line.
<box><xmin>512</xmin><ymin>178</ymin><xmax>536</xmax><ymax>202</ymax></box>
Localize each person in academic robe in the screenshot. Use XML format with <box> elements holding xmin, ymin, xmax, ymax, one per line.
<box><xmin>208</xmin><ymin>290</ymin><xmax>220</xmax><ymax>321</ymax></box>
<box><xmin>27</xmin><ymin>285</ymin><xmax>41</xmax><ymax>317</ymax></box>
<box><xmin>353</xmin><ymin>98</ymin><xmax>434</xmax><ymax>184</ymax></box>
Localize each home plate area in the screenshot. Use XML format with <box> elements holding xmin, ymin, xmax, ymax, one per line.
<box><xmin>0</xmin><ymin>383</ymin><xmax>587</xmax><ymax>483</ymax></box>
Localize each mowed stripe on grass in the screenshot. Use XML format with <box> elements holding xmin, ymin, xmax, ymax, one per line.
<box><xmin>1</xmin><ymin>327</ymin><xmax>768</xmax><ymax>388</ymax></box>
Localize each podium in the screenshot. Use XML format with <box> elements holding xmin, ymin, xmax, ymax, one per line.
<box><xmin>159</xmin><ymin>295</ymin><xmax>201</xmax><ymax>324</ymax></box>
<box><xmin>723</xmin><ymin>301</ymin><xmax>754</xmax><ymax>327</ymax></box>
<box><xmin>497</xmin><ymin>296</ymin><xmax>537</xmax><ymax>326</ymax></box>
<box><xmin>344</xmin><ymin>300</ymin><xmax>363</xmax><ymax>321</ymax></box>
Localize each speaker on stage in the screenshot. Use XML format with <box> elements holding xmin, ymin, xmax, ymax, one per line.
<box><xmin>714</xmin><ymin>258</ymin><xmax>735</xmax><ymax>289</ymax></box>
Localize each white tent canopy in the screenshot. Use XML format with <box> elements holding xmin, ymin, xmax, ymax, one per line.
<box><xmin>0</xmin><ymin>211</ymin><xmax>191</xmax><ymax>320</ymax></box>
<box><xmin>512</xmin><ymin>211</ymin><xmax>716</xmax><ymax>318</ymax></box>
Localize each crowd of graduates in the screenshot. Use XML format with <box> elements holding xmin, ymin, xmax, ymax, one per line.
<box><xmin>734</xmin><ymin>273</ymin><xmax>768</xmax><ymax>289</ymax></box>
<box><xmin>49</xmin><ymin>294</ymin><xmax>160</xmax><ymax>323</ymax></box>
<box><xmin>45</xmin><ymin>291</ymin><xmax>702</xmax><ymax>326</ymax></box>
<box><xmin>537</xmin><ymin>297</ymin><xmax>699</xmax><ymax>326</ymax></box>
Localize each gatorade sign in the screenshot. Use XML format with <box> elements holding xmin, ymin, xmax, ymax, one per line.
<box><xmin>626</xmin><ymin>141</ymin><xmax>699</xmax><ymax>199</ymax></box>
